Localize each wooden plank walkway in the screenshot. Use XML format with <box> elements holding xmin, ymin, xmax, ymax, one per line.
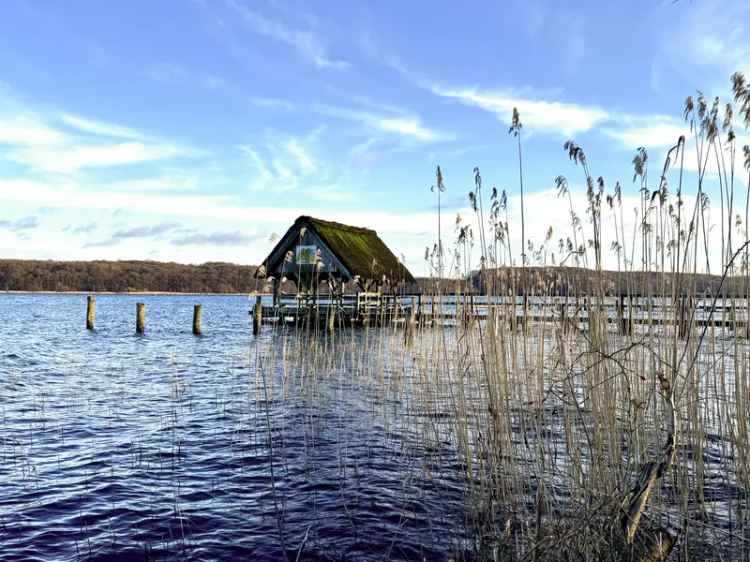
<box><xmin>252</xmin><ymin>293</ymin><xmax>750</xmax><ymax>331</ymax></box>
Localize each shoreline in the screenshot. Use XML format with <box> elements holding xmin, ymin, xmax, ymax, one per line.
<box><xmin>0</xmin><ymin>290</ymin><xmax>257</xmax><ymax>297</ymax></box>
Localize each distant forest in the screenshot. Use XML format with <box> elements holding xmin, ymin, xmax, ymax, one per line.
<box><xmin>0</xmin><ymin>260</ymin><xmax>262</xmax><ymax>293</ymax></box>
<box><xmin>473</xmin><ymin>266</ymin><xmax>749</xmax><ymax>297</ymax></box>
<box><xmin>0</xmin><ymin>259</ymin><xmax>746</xmax><ymax>296</ymax></box>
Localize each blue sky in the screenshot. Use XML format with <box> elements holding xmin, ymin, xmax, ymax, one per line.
<box><xmin>1</xmin><ymin>0</ymin><xmax>749</xmax><ymax>274</ymax></box>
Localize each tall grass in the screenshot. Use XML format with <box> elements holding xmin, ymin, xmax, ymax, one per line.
<box><xmin>253</xmin><ymin>73</ymin><xmax>750</xmax><ymax>561</ymax></box>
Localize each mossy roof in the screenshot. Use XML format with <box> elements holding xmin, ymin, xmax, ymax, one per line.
<box><xmin>295</xmin><ymin>216</ymin><xmax>415</xmax><ymax>283</ymax></box>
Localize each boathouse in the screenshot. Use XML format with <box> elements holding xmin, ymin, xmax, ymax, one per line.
<box><xmin>260</xmin><ymin>215</ymin><xmax>414</xmax><ymax>297</ymax></box>
<box><xmin>254</xmin><ymin>216</ymin><xmax>416</xmax><ymax>328</ymax></box>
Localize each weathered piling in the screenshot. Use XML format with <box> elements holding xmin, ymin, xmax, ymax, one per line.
<box><xmin>193</xmin><ymin>304</ymin><xmax>202</xmax><ymax>336</ymax></box>
<box><xmin>327</xmin><ymin>300</ymin><xmax>336</xmax><ymax>333</ymax></box>
<box><xmin>253</xmin><ymin>295</ymin><xmax>262</xmax><ymax>336</ymax></box>
<box><xmin>136</xmin><ymin>302</ymin><xmax>146</xmax><ymax>334</ymax></box>
<box><xmin>86</xmin><ymin>295</ymin><xmax>95</xmax><ymax>330</ymax></box>
<box><xmin>405</xmin><ymin>296</ymin><xmax>416</xmax><ymax>343</ymax></box>
<box><xmin>678</xmin><ymin>295</ymin><xmax>689</xmax><ymax>340</ymax></box>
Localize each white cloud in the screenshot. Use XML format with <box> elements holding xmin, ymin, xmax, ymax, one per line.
<box><xmin>59</xmin><ymin>113</ymin><xmax>146</xmax><ymax>141</ymax></box>
<box><xmin>284</xmin><ymin>137</ymin><xmax>317</xmax><ymax>173</ymax></box>
<box><xmin>313</xmin><ymin>104</ymin><xmax>445</xmax><ymax>142</ymax></box>
<box><xmin>0</xmin><ymin>116</ymin><xmax>67</xmax><ymax>146</ymax></box>
<box><xmin>660</xmin><ymin>0</ymin><xmax>750</xmax><ymax>88</ymax></box>
<box><xmin>374</xmin><ymin>117</ymin><xmax>438</xmax><ymax>141</ymax></box>
<box><xmin>1</xmin><ymin>173</ymin><xmax>731</xmax><ymax>272</ymax></box>
<box><xmin>227</xmin><ymin>0</ymin><xmax>350</xmax><ymax>70</ymax></box>
<box><xmin>0</xmin><ymin>176</ymin><xmax>428</xmax><ymax>234</ymax></box>
<box><xmin>602</xmin><ymin>116</ymin><xmax>688</xmax><ymax>150</ymax></box>
<box><xmin>0</xmin><ymin>93</ymin><xmax>200</xmax><ymax>174</ymax></box>
<box><xmin>431</xmin><ymin>86</ymin><xmax>609</xmax><ymax>137</ymax></box>
<box><xmin>7</xmin><ymin>141</ymin><xmax>187</xmax><ymax>174</ymax></box>
<box><xmin>238</xmin><ymin>130</ymin><xmax>353</xmax><ymax>202</ymax></box>
<box><xmin>603</xmin><ymin>114</ymin><xmax>750</xmax><ymax>178</ymax></box>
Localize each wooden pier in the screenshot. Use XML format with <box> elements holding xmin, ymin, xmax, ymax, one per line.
<box><xmin>251</xmin><ymin>293</ymin><xmax>750</xmax><ymax>333</ymax></box>
<box><xmin>258</xmin><ymin>292</ymin><xmax>417</xmax><ymax>328</ymax></box>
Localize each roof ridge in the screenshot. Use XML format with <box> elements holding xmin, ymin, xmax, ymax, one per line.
<box><xmin>296</xmin><ymin>215</ymin><xmax>375</xmax><ymax>234</ymax></box>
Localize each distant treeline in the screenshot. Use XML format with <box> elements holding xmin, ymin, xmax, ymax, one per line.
<box><xmin>472</xmin><ymin>266</ymin><xmax>750</xmax><ymax>297</ymax></box>
<box><xmin>0</xmin><ymin>260</ymin><xmax>262</xmax><ymax>293</ymax></box>
<box><xmin>1</xmin><ymin>259</ymin><xmax>747</xmax><ymax>296</ymax></box>
<box><xmin>0</xmin><ymin>259</ymin><xmax>441</xmax><ymax>294</ymax></box>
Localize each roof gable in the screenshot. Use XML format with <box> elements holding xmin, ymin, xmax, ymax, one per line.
<box><xmin>262</xmin><ymin>216</ymin><xmax>415</xmax><ymax>283</ymax></box>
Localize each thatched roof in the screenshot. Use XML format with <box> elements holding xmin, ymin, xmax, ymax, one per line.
<box><xmin>263</xmin><ymin>215</ymin><xmax>415</xmax><ymax>284</ymax></box>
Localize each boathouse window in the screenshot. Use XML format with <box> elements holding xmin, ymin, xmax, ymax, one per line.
<box><xmin>295</xmin><ymin>245</ymin><xmax>317</xmax><ymax>265</ymax></box>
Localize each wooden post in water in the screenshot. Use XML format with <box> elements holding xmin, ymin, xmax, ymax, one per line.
<box><xmin>628</xmin><ymin>295</ymin><xmax>634</xmax><ymax>335</ymax></box>
<box><xmin>136</xmin><ymin>302</ymin><xmax>146</xmax><ymax>334</ymax></box>
<box><xmin>405</xmin><ymin>296</ymin><xmax>416</xmax><ymax>343</ymax></box>
<box><xmin>618</xmin><ymin>294</ymin><xmax>626</xmax><ymax>335</ymax></box>
<box><xmin>327</xmin><ymin>299</ymin><xmax>335</xmax><ymax>333</ymax></box>
<box><xmin>86</xmin><ymin>295</ymin><xmax>95</xmax><ymax>330</ymax></box>
<box><xmin>678</xmin><ymin>295</ymin><xmax>689</xmax><ymax>340</ymax></box>
<box><xmin>193</xmin><ymin>304</ymin><xmax>202</xmax><ymax>336</ymax></box>
<box><xmin>253</xmin><ymin>295</ymin><xmax>262</xmax><ymax>336</ymax></box>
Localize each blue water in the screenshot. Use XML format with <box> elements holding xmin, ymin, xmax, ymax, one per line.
<box><xmin>0</xmin><ymin>294</ymin><xmax>470</xmax><ymax>561</ymax></box>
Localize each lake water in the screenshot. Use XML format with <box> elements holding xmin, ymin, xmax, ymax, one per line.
<box><xmin>0</xmin><ymin>294</ymin><xmax>471</xmax><ymax>561</ymax></box>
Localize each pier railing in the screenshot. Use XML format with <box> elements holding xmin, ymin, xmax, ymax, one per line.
<box><xmin>250</xmin><ymin>293</ymin><xmax>750</xmax><ymax>334</ymax></box>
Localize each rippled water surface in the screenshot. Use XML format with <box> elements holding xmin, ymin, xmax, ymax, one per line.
<box><xmin>0</xmin><ymin>294</ymin><xmax>471</xmax><ymax>561</ymax></box>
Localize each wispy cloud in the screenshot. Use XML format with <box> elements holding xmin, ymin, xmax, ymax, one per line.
<box><xmin>1</xmin><ymin>173</ymin><xmax>448</xmax><ymax>270</ymax></box>
<box><xmin>227</xmin><ymin>0</ymin><xmax>350</xmax><ymax>70</ymax></box>
<box><xmin>0</xmin><ymin>87</ymin><xmax>202</xmax><ymax>175</ymax></box>
<box><xmin>357</xmin><ymin>31</ymin><xmax>409</xmax><ymax>77</ymax></box>
<box><xmin>602</xmin><ymin>115</ymin><xmax>688</xmax><ymax>150</ymax></box>
<box><xmin>238</xmin><ymin>129</ymin><xmax>352</xmax><ymax>201</ymax></box>
<box><xmin>112</xmin><ymin>223</ymin><xmax>182</xmax><ymax>239</ymax></box>
<box><xmin>250</xmin><ymin>97</ymin><xmax>296</xmax><ymax>111</ymax></box>
<box><xmin>170</xmin><ymin>230</ymin><xmax>263</xmax><ymax>246</ymax></box>
<box><xmin>60</xmin><ymin>113</ymin><xmax>146</xmax><ymax>141</ymax></box>
<box><xmin>82</xmin><ymin>219</ymin><xmax>263</xmax><ymax>249</ymax></box>
<box><xmin>63</xmin><ymin>222</ymin><xmax>98</xmax><ymax>235</ymax></box>
<box><xmin>314</xmin><ymin>104</ymin><xmax>445</xmax><ymax>142</ymax></box>
<box><xmin>668</xmin><ymin>0</ymin><xmax>750</xmax><ymax>78</ymax></box>
<box><xmin>373</xmin><ymin>117</ymin><xmax>440</xmax><ymax>142</ymax></box>
<box><xmin>146</xmin><ymin>61</ymin><xmax>231</xmax><ymax>92</ymax></box>
<box><xmin>431</xmin><ymin>85</ymin><xmax>609</xmax><ymax>137</ymax></box>
<box><xmin>83</xmin><ymin>222</ymin><xmax>182</xmax><ymax>248</ymax></box>
<box><xmin>0</xmin><ymin>116</ymin><xmax>67</xmax><ymax>145</ymax></box>
<box><xmin>7</xmin><ymin>141</ymin><xmax>190</xmax><ymax>174</ymax></box>
<box><xmin>82</xmin><ymin>239</ymin><xmax>118</xmax><ymax>248</ymax></box>
<box><xmin>0</xmin><ymin>215</ymin><xmax>40</xmax><ymax>232</ymax></box>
